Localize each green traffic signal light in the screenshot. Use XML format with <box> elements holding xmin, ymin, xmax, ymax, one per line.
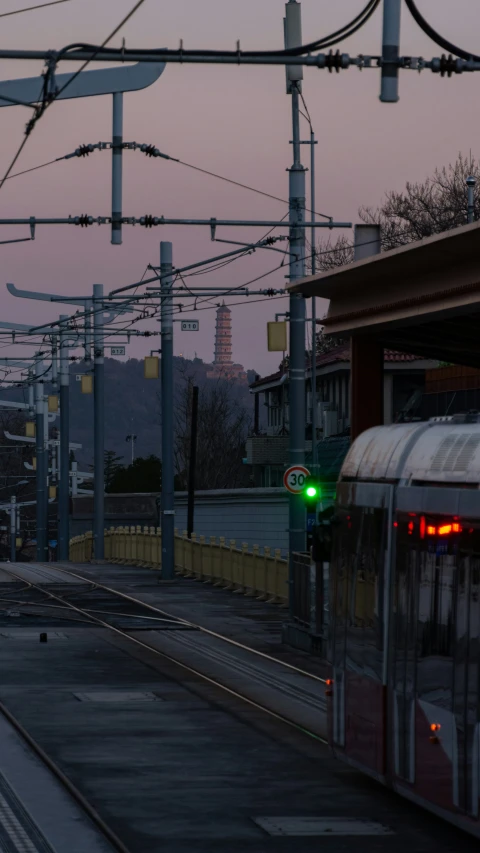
<box><xmin>303</xmin><ymin>476</ymin><xmax>321</xmax><ymax>506</ymax></box>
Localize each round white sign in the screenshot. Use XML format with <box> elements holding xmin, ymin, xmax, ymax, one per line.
<box><xmin>283</xmin><ymin>465</ymin><xmax>311</xmax><ymax>494</ymax></box>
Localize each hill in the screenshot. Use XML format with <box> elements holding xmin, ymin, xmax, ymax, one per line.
<box><xmin>68</xmin><ymin>357</ymin><xmax>257</xmax><ymax>466</ymax></box>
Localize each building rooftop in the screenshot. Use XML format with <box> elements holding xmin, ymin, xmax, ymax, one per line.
<box><xmin>250</xmin><ymin>345</ymin><xmax>424</xmax><ymax>390</ymax></box>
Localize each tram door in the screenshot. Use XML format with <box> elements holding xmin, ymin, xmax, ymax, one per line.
<box><xmin>454</xmin><ymin>549</ymin><xmax>480</xmax><ymax>817</ymax></box>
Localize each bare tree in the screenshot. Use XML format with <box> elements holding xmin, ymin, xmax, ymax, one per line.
<box><xmin>174</xmin><ymin>374</ymin><xmax>251</xmax><ymax>491</ymax></box>
<box><xmin>312</xmin><ymin>153</ymin><xmax>480</xmax><ymax>274</ymax></box>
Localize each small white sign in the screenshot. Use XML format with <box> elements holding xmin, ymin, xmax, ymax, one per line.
<box><xmin>181</xmin><ymin>320</ymin><xmax>199</xmax><ymax>332</ymax></box>
<box><xmin>75</xmin><ymin>374</ymin><xmax>83</xmax><ymax>382</ymax></box>
<box><xmin>283</xmin><ymin>465</ymin><xmax>311</xmax><ymax>495</ymax></box>
<box><xmin>110</xmin><ymin>346</ymin><xmax>126</xmax><ymax>356</ymax></box>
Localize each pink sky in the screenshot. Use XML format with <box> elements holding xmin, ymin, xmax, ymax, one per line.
<box><xmin>0</xmin><ymin>1</ymin><xmax>478</xmax><ymax>375</ymax></box>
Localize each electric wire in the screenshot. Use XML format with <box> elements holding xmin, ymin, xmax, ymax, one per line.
<box><xmin>0</xmin><ymin>0</ymin><xmax>72</xmax><ymax>18</ymax></box>
<box><xmin>173</xmin><ymin>158</ymin><xmax>332</xmax><ymax>220</ymax></box>
<box><xmin>61</xmin><ymin>1</ymin><xmax>381</xmax><ymax>61</ymax></box>
<box><xmin>2</xmin><ymin>148</ymin><xmax>333</xmax><ymax>221</ymax></box>
<box><xmin>4</xmin><ymin>156</ymin><xmax>66</xmax><ymax>182</ymax></box>
<box><xmin>404</xmin><ymin>0</ymin><xmax>480</xmax><ymax>62</ymax></box>
<box><xmin>0</xmin><ymin>0</ymin><xmax>148</xmax><ymax>194</ymax></box>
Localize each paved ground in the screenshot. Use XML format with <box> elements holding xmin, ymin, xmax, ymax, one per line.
<box><xmin>0</xmin><ymin>562</ymin><xmax>475</xmax><ymax>852</ymax></box>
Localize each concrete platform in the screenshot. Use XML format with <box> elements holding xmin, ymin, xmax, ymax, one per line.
<box><xmin>0</xmin><ymin>701</ymin><xmax>117</xmax><ymax>852</ymax></box>
<box><xmin>0</xmin><ymin>560</ymin><xmax>473</xmax><ymax>851</ymax></box>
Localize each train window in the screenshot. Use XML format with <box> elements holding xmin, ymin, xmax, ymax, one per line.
<box><xmin>331</xmin><ymin>508</ymin><xmax>355</xmax><ymax>672</ymax></box>
<box><xmin>396</xmin><ymin>514</ymin><xmax>455</xmax><ymax>710</ymax></box>
<box><xmin>339</xmin><ymin>507</ymin><xmax>387</xmax><ymax>680</ymax></box>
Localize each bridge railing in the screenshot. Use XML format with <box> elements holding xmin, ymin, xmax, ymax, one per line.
<box><xmin>69</xmin><ymin>526</ymin><xmax>289</xmax><ymax>605</ymax></box>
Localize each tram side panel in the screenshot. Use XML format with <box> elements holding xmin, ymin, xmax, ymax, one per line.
<box><xmin>392</xmin><ymin>514</ymin><xmax>480</xmax><ymax>826</ymax></box>
<box><xmin>330</xmin><ymin>489</ymin><xmax>390</xmax><ymax>781</ymax></box>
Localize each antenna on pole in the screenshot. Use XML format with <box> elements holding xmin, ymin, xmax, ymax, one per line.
<box><xmin>284</xmin><ymin>0</ymin><xmax>303</xmax><ymax>94</ymax></box>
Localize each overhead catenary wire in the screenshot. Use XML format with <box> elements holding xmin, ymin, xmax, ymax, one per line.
<box><xmin>2</xmin><ymin>147</ymin><xmax>334</xmax><ymax>221</ymax></box>
<box><xmin>0</xmin><ymin>0</ymin><xmax>72</xmax><ymax>18</ymax></box>
<box><xmin>404</xmin><ymin>0</ymin><xmax>480</xmax><ymax>62</ymax></box>
<box><xmin>0</xmin><ymin>0</ymin><xmax>149</xmax><ymax>194</ymax></box>
<box><xmin>60</xmin><ymin>1</ymin><xmax>381</xmax><ymax>61</ymax></box>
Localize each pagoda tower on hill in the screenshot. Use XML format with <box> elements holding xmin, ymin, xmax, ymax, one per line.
<box><xmin>207</xmin><ymin>303</ymin><xmax>246</xmax><ymax>381</ymax></box>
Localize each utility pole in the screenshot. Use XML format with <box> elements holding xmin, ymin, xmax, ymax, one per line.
<box><xmin>58</xmin><ymin>314</ymin><xmax>70</xmax><ymax>560</ymax></box>
<box><xmin>35</xmin><ymin>354</ymin><xmax>47</xmax><ymax>561</ymax></box>
<box><xmin>10</xmin><ymin>495</ymin><xmax>16</xmax><ymax>563</ymax></box>
<box><xmin>310</xmin><ymin>126</ymin><xmax>318</xmax><ymax>475</ymax></box>
<box><xmin>160</xmin><ymin>241</ymin><xmax>175</xmax><ymax>580</ymax></box>
<box><xmin>285</xmin><ymin>0</ymin><xmax>307</xmax><ymax>609</ymax></box>
<box><xmin>187</xmin><ymin>385</ymin><xmax>199</xmax><ymax>539</ymax></box>
<box><xmin>111</xmin><ymin>92</ymin><xmax>123</xmax><ymax>245</ymax></box>
<box><xmin>93</xmin><ymin>284</ymin><xmax>105</xmax><ymax>560</ymax></box>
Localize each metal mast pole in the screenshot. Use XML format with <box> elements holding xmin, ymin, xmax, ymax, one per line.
<box><xmin>187</xmin><ymin>385</ymin><xmax>199</xmax><ymax>539</ymax></box>
<box><xmin>35</xmin><ymin>354</ymin><xmax>46</xmax><ymax>561</ymax></box>
<box><xmin>10</xmin><ymin>496</ymin><xmax>16</xmax><ymax>563</ymax></box>
<box><xmin>310</xmin><ymin>126</ymin><xmax>317</xmax><ymax>474</ymax></box>
<box><xmin>160</xmin><ymin>241</ymin><xmax>175</xmax><ymax>580</ymax></box>
<box><xmin>380</xmin><ymin>0</ymin><xmax>402</xmax><ymax>103</ymax></box>
<box><xmin>285</xmin><ymin>1</ymin><xmax>307</xmax><ymax>609</ymax></box>
<box><xmin>43</xmin><ymin>393</ymin><xmax>49</xmax><ymax>553</ymax></box>
<box><xmin>93</xmin><ymin>284</ymin><xmax>105</xmax><ymax>559</ymax></box>
<box><xmin>467</xmin><ymin>176</ymin><xmax>476</xmax><ymax>224</ymax></box>
<box><xmin>58</xmin><ymin>314</ymin><xmax>70</xmax><ymax>560</ymax></box>
<box><xmin>111</xmin><ymin>92</ymin><xmax>123</xmax><ymax>245</ymax></box>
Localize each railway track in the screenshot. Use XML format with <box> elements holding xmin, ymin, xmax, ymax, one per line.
<box><xmin>0</xmin><ymin>562</ymin><xmax>328</xmax><ymax>744</ymax></box>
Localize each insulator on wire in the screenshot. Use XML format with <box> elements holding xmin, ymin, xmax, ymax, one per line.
<box><xmin>75</xmin><ymin>144</ymin><xmax>94</xmax><ymax>158</ymax></box>
<box><xmin>325</xmin><ymin>50</ymin><xmax>344</xmax><ymax>73</ymax></box>
<box><xmin>75</xmin><ymin>215</ymin><xmax>93</xmax><ymax>227</ymax></box>
<box><xmin>141</xmin><ymin>144</ymin><xmax>158</xmax><ymax>157</ymax></box>
<box><xmin>141</xmin><ymin>215</ymin><xmax>159</xmax><ymax>228</ymax></box>
<box><xmin>437</xmin><ymin>54</ymin><xmax>462</xmax><ymax>77</ymax></box>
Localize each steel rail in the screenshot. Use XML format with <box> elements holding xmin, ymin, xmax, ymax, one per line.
<box><xmin>47</xmin><ymin>562</ymin><xmax>327</xmax><ymax>684</ymax></box>
<box><xmin>0</xmin><ymin>564</ymin><xmax>328</xmax><ymax>745</ymax></box>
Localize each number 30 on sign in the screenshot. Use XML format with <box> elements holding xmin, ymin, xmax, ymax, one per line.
<box><xmin>283</xmin><ymin>465</ymin><xmax>311</xmax><ymax>494</ymax></box>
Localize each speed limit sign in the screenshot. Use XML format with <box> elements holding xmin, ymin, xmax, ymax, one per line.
<box><xmin>283</xmin><ymin>465</ymin><xmax>311</xmax><ymax>494</ymax></box>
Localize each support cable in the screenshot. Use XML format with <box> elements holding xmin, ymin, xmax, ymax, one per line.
<box><xmin>404</xmin><ymin>0</ymin><xmax>480</xmax><ymax>62</ymax></box>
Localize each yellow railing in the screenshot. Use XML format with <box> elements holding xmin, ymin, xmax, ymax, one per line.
<box><xmin>69</xmin><ymin>526</ymin><xmax>288</xmax><ymax>605</ymax></box>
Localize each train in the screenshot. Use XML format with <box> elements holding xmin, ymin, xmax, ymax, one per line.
<box><xmin>328</xmin><ymin>414</ymin><xmax>480</xmax><ymax>838</ymax></box>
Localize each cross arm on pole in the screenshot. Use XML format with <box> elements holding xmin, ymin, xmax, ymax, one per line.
<box><xmin>7</xmin><ymin>282</ymin><xmax>89</xmax><ymax>306</ymax></box>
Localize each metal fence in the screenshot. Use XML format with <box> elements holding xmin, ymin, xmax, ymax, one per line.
<box><xmin>291</xmin><ymin>551</ymin><xmax>327</xmax><ymax>637</ymax></box>
<box><xmin>69</xmin><ymin>526</ymin><xmax>289</xmax><ymax>605</ymax></box>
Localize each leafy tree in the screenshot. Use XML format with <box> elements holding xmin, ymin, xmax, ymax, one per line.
<box><xmin>109</xmin><ymin>455</ymin><xmax>162</xmax><ymax>493</ymax></box>
<box><xmin>104</xmin><ymin>450</ymin><xmax>124</xmax><ymax>492</ymax></box>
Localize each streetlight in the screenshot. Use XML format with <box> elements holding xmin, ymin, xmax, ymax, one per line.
<box><xmin>125</xmin><ymin>434</ymin><xmax>137</xmax><ymax>464</ymax></box>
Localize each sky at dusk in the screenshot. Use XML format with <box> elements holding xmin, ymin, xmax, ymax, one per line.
<box><xmin>0</xmin><ymin>1</ymin><xmax>479</xmax><ymax>376</ymax></box>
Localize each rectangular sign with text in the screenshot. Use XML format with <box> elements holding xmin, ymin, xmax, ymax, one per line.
<box><xmin>110</xmin><ymin>346</ymin><xmax>126</xmax><ymax>356</ymax></box>
<box><xmin>181</xmin><ymin>320</ymin><xmax>199</xmax><ymax>332</ymax></box>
